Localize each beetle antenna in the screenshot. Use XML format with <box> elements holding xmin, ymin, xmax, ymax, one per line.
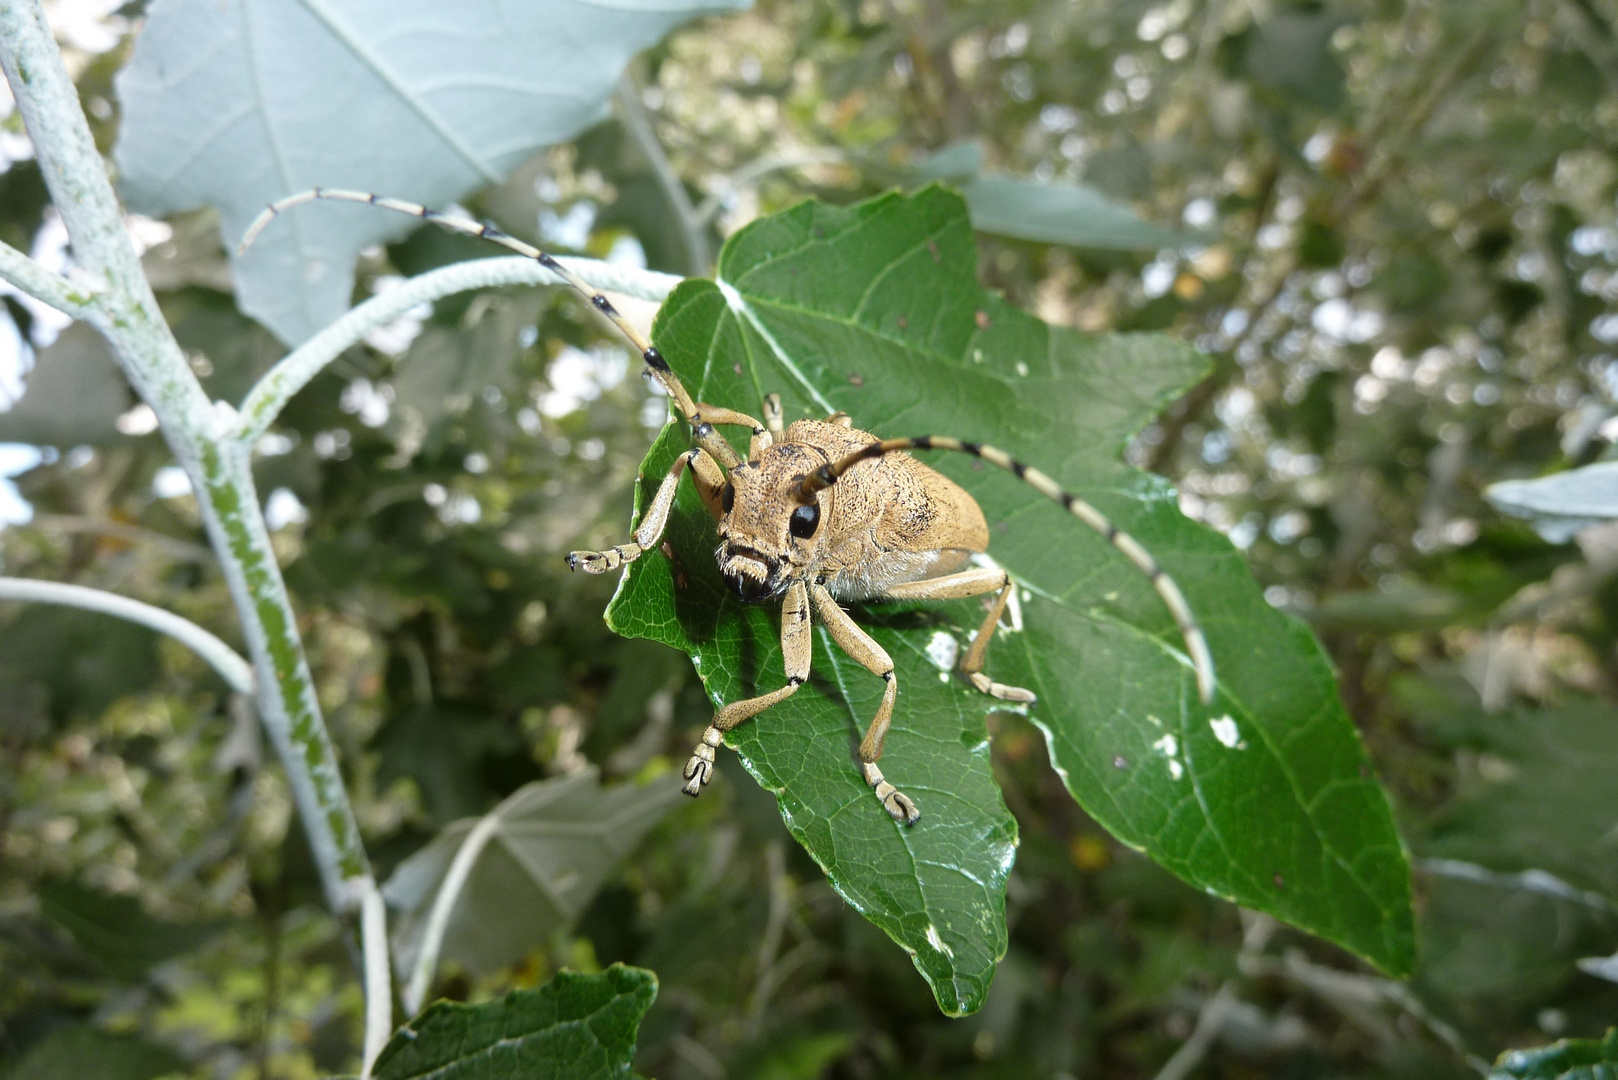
<box><xmin>803</xmin><ymin>436</ymin><xmax>1216</xmax><ymax>703</ymax></box>
<box><xmin>239</xmin><ymin>188</ymin><xmax>740</xmax><ymax>469</ymax></box>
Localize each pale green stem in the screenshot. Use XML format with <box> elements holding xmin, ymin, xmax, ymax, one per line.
<box><xmin>0</xmin><ymin>0</ymin><xmax>390</xmax><ymax>1046</ymax></box>
<box><xmin>0</xmin><ymin>235</ymin><xmax>99</xmax><ymax>316</ymax></box>
<box><xmin>0</xmin><ymin>576</ymin><xmax>254</xmax><ymax>693</ymax></box>
<box><xmin>238</xmin><ymin>254</ymin><xmax>680</xmax><ymax>446</ymax></box>
<box><xmin>2</xmin><ymin>0</ymin><xmax>379</xmax><ymax>908</ymax></box>
<box><xmin>401</xmin><ymin>808</ymin><xmax>504</xmax><ymax>1016</ymax></box>
<box><xmin>360</xmin><ymin>880</ymin><xmax>392</xmax><ymax>1075</ymax></box>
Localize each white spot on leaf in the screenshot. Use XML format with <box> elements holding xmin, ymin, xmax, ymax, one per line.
<box><xmin>1210</xmin><ymin>715</ymin><xmax>1243</xmax><ymax>749</ymax></box>
<box><xmin>925</xmin><ymin>923</ymin><xmax>954</xmax><ymax>957</ymax></box>
<box><xmin>926</xmin><ymin>630</ymin><xmax>960</xmax><ymax>670</ymax></box>
<box><xmin>1152</xmin><ymin>733</ymin><xmax>1185</xmax><ymax>780</ymax></box>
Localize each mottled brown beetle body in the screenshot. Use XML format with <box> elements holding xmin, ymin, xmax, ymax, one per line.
<box><xmin>244</xmin><ymin>188</ymin><xmax>1217</xmax><ymax>827</ymax></box>
<box><xmin>717</xmin><ymin>419</ymin><xmax>986</xmax><ymax>604</ymax></box>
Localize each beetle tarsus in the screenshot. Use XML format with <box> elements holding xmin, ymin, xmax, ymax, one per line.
<box><xmin>682</xmin><ymin>724</ymin><xmax>724</xmax><ymax>797</ymax></box>
<box><xmin>863</xmin><ymin>762</ymin><xmax>920</xmax><ymax>825</ymax></box>
<box><xmin>968</xmin><ymin>671</ymin><xmax>1036</xmax><ymax>704</ymax></box>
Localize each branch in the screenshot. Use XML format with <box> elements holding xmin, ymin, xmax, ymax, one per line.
<box><xmin>0</xmin><ymin>576</ymin><xmax>254</xmax><ymax>693</ymax></box>
<box><xmin>1152</xmin><ymin>912</ymin><xmax>1276</xmax><ymax>1080</ymax></box>
<box><xmin>1238</xmin><ymin>948</ymin><xmax>1488</xmax><ymax>1073</ymax></box>
<box><xmin>617</xmin><ymin>71</ymin><xmax>708</xmax><ymax>275</ymax></box>
<box><xmin>0</xmin><ymin>1</ymin><xmax>204</xmax><ymax>424</ymax></box>
<box><xmin>360</xmin><ymin>879</ymin><xmax>393</xmax><ymax>1076</ymax></box>
<box><xmin>0</xmin><ymin>0</ymin><xmax>372</xmax><ymax>915</ymax></box>
<box><xmin>1151</xmin><ymin>982</ymin><xmax>1238</xmax><ymax>1080</ymax></box>
<box><xmin>237</xmin><ymin>254</ymin><xmax>681</xmax><ymax>445</ymax></box>
<box><xmin>1420</xmin><ymin>857</ymin><xmax>1618</xmax><ymax>916</ymax></box>
<box><xmin>401</xmin><ymin>807</ymin><xmax>504</xmax><ymax>1015</ymax></box>
<box><xmin>2</xmin><ymin>0</ymin><xmax>394</xmax><ymax>1045</ymax></box>
<box><xmin>0</xmin><ymin>236</ymin><xmax>99</xmax><ymax>317</ymax></box>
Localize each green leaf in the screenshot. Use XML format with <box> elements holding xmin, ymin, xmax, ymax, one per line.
<box><xmin>1486</xmin><ymin>463</ymin><xmax>1618</xmax><ymax>543</ymax></box>
<box><xmin>963</xmin><ymin>175</ymin><xmax>1188</xmax><ymax>251</ymax></box>
<box><xmin>38</xmin><ymin>881</ymin><xmax>230</xmax><ymax>980</ymax></box>
<box><xmin>911</xmin><ymin>141</ymin><xmax>984</xmax><ymax>184</ymax></box>
<box><xmin>912</xmin><ymin>143</ymin><xmax>1189</xmax><ymax>250</ymax></box>
<box><xmin>9</xmin><ymin>1025</ymin><xmax>185</xmax><ymax>1080</ymax></box>
<box><xmin>0</xmin><ymin>605</ymin><xmax>162</xmax><ymax>722</ymax></box>
<box><xmin>1241</xmin><ymin>11</ymin><xmax>1351</xmax><ymax>112</ymax></box>
<box><xmin>382</xmin><ymin>769</ymin><xmax>683</xmax><ymax>979</ymax></box>
<box><xmin>371</xmin><ymin>965</ymin><xmax>656</xmax><ymax>1080</ymax></box>
<box><xmin>0</xmin><ymin>324</ymin><xmax>132</xmax><ymax>446</ymax></box>
<box><xmin>1421</xmin><ymin>701</ymin><xmax>1618</xmax><ymax>898</ymax></box>
<box><xmin>390</xmin><ymin>293</ymin><xmax>542</xmax><ymax>434</ymax></box>
<box><xmin>605</xmin><ymin>187</ymin><xmax>1414</xmax><ymax>1007</ymax></box>
<box><xmin>113</xmin><ymin>0</ymin><xmax>748</xmax><ymax>344</ymax></box>
<box><xmin>1491</xmin><ymin>1029</ymin><xmax>1618</xmax><ymax>1080</ymax></box>
<box><xmin>741</xmin><ymin>1031</ymin><xmax>855</xmax><ymax>1080</ymax></box>
<box><xmin>1416</xmin><ymin>863</ymin><xmax>1615</xmax><ymax>1007</ymax></box>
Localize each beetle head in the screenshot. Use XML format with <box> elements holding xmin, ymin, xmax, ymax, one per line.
<box><xmin>715</xmin><ymin>444</ymin><xmax>829</xmax><ymax>603</ymax></box>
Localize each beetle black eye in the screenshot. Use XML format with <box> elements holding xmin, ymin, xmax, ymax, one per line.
<box><xmin>789</xmin><ymin>502</ymin><xmax>820</xmax><ymax>539</ymax></box>
<box><xmin>721</xmin><ymin>481</ymin><xmax>735</xmax><ymax>514</ymax></box>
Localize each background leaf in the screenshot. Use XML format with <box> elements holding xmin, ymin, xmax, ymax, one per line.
<box><xmin>963</xmin><ymin>175</ymin><xmax>1189</xmax><ymax>250</ymax></box>
<box><xmin>1240</xmin><ymin>10</ymin><xmax>1351</xmax><ymax>112</ymax></box>
<box><xmin>38</xmin><ymin>881</ymin><xmax>230</xmax><ymax>980</ymax></box>
<box><xmin>113</xmin><ymin>0</ymin><xmax>748</xmax><ymax>344</ymax></box>
<box><xmin>912</xmin><ymin>143</ymin><xmax>1189</xmax><ymax>250</ymax></box>
<box><xmin>1420</xmin><ymin>701</ymin><xmax>1618</xmax><ymax>898</ymax></box>
<box><xmin>607</xmin><ymin>188</ymin><xmax>1414</xmax><ymax>1005</ymax></box>
<box><xmin>372</xmin><ymin>964</ymin><xmax>656</xmax><ymax>1080</ymax></box>
<box><xmin>0</xmin><ymin>324</ymin><xmax>132</xmax><ymax>446</ymax></box>
<box><xmin>1487</xmin><ymin>464</ymin><xmax>1618</xmax><ymax>542</ymax></box>
<box><xmin>383</xmin><ymin>770</ymin><xmax>683</xmax><ymax>978</ymax></box>
<box><xmin>8</xmin><ymin>1025</ymin><xmax>185</xmax><ymax>1080</ymax></box>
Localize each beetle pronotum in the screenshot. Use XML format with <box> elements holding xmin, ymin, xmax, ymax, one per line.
<box><xmin>242</xmin><ymin>189</ymin><xmax>1217</xmax><ymax>825</ymax></box>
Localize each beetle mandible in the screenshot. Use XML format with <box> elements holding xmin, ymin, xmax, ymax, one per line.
<box><xmin>243</xmin><ymin>189</ymin><xmax>1217</xmax><ymax>825</ymax></box>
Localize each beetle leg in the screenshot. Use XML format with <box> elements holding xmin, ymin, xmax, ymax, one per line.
<box><xmin>682</xmin><ymin>581</ymin><xmax>812</xmax><ymax>796</ymax></box>
<box><xmin>689</xmin><ymin>449</ymin><xmax>727</xmax><ymax>520</ymax></box>
<box><xmin>810</xmin><ymin>584</ymin><xmax>917</xmax><ymax>825</ymax></box>
<box><xmin>762</xmin><ymin>393</ymin><xmax>784</xmax><ymax>437</ymax></box>
<box><xmin>959</xmin><ymin>579</ymin><xmax>1037</xmax><ymax>703</ymax></box>
<box><xmin>825</xmin><ymin>411</ymin><xmax>853</xmax><ymax>427</ymax></box>
<box><xmin>880</xmin><ymin>568</ymin><xmax>1036</xmax><ymax>704</ymax></box>
<box><xmin>568</xmin><ymin>448</ymin><xmax>720</xmax><ymax>573</ymax></box>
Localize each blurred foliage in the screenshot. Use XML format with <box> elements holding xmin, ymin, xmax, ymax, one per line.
<box><xmin>1490</xmin><ymin>1028</ymin><xmax>1618</xmax><ymax>1079</ymax></box>
<box><xmin>2</xmin><ymin>0</ymin><xmax>1618</xmax><ymax>1078</ymax></box>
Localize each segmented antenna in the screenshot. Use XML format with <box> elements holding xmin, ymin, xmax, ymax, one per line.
<box><xmin>803</xmin><ymin>436</ymin><xmax>1217</xmax><ymax>703</ymax></box>
<box><xmin>237</xmin><ymin>188</ymin><xmax>739</xmax><ymax>464</ymax></box>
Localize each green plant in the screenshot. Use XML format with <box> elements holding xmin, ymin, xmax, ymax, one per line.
<box><xmin>4</xmin><ymin>0</ymin><xmax>1617</xmax><ymax>1076</ymax></box>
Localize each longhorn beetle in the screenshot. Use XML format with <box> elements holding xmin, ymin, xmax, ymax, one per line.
<box><xmin>242</xmin><ymin>189</ymin><xmax>1217</xmax><ymax>825</ymax></box>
